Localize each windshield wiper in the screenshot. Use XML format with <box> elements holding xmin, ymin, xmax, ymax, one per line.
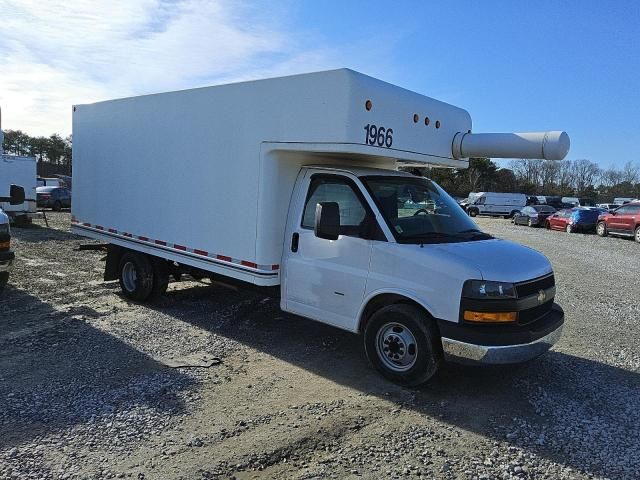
<box><xmin>454</xmin><ymin>229</ymin><xmax>493</xmax><ymax>240</ymax></box>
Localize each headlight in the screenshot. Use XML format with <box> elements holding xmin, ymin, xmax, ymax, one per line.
<box><xmin>463</xmin><ymin>280</ymin><xmax>516</xmax><ymax>299</ymax></box>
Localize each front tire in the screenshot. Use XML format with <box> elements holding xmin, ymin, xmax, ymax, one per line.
<box><xmin>528</xmin><ymin>218</ymin><xmax>534</xmax><ymax>227</ymax></box>
<box><xmin>596</xmin><ymin>222</ymin><xmax>607</xmax><ymax>237</ymax></box>
<box><xmin>0</xmin><ymin>272</ymin><xmax>9</xmax><ymax>293</ymax></box>
<box><xmin>118</xmin><ymin>252</ymin><xmax>154</xmax><ymax>301</ymax></box>
<box><xmin>468</xmin><ymin>208</ymin><xmax>478</xmax><ymax>218</ymax></box>
<box><xmin>53</xmin><ymin>201</ymin><xmax>62</xmax><ymax>212</ymax></box>
<box><xmin>364</xmin><ymin>304</ymin><xmax>442</xmax><ymax>387</ymax></box>
<box><xmin>566</xmin><ymin>224</ymin><xmax>573</xmax><ymax>233</ymax></box>
<box><xmin>635</xmin><ymin>226</ymin><xmax>640</xmax><ymax>243</ymax></box>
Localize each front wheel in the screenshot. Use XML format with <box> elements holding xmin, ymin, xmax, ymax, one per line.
<box><xmin>528</xmin><ymin>218</ymin><xmax>534</xmax><ymax>227</ymax></box>
<box><xmin>0</xmin><ymin>272</ymin><xmax>9</xmax><ymax>293</ymax></box>
<box><xmin>566</xmin><ymin>224</ymin><xmax>573</xmax><ymax>233</ymax></box>
<box><xmin>596</xmin><ymin>222</ymin><xmax>607</xmax><ymax>237</ymax></box>
<box><xmin>364</xmin><ymin>304</ymin><xmax>442</xmax><ymax>387</ymax></box>
<box><xmin>53</xmin><ymin>201</ymin><xmax>62</xmax><ymax>212</ymax></box>
<box><xmin>635</xmin><ymin>226</ymin><xmax>640</xmax><ymax>243</ymax></box>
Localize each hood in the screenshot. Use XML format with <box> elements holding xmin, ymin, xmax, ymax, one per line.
<box><xmin>427</xmin><ymin>238</ymin><xmax>552</xmax><ymax>283</ymax></box>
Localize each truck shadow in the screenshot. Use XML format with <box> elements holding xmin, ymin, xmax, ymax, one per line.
<box><xmin>154</xmin><ymin>283</ymin><xmax>639</xmax><ymax>480</ymax></box>
<box><xmin>0</xmin><ymin>286</ymin><xmax>194</xmax><ymax>450</ymax></box>
<box><xmin>10</xmin><ymin>220</ymin><xmax>78</xmax><ymax>242</ymax></box>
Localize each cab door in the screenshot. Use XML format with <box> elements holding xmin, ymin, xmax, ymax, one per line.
<box><xmin>609</xmin><ymin>206</ymin><xmax>629</xmax><ymax>232</ymax></box>
<box><xmin>282</xmin><ymin>172</ymin><xmax>379</xmax><ymax>331</ymax></box>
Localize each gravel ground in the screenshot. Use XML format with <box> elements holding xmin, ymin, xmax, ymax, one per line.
<box><xmin>1</xmin><ymin>212</ymin><xmax>638</xmax><ymax>480</ymax></box>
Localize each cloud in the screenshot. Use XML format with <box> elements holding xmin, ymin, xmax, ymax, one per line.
<box><xmin>0</xmin><ymin>0</ymin><xmax>343</xmax><ymax>135</ymax></box>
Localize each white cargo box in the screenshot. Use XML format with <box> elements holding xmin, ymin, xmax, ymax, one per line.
<box><xmin>0</xmin><ymin>155</ymin><xmax>37</xmax><ymax>217</ymax></box>
<box><xmin>72</xmin><ymin>69</ymin><xmax>472</xmax><ymax>285</ymax></box>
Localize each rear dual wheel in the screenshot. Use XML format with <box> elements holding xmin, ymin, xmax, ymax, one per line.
<box><xmin>364</xmin><ymin>304</ymin><xmax>442</xmax><ymax>387</ymax></box>
<box><xmin>118</xmin><ymin>251</ymin><xmax>169</xmax><ymax>301</ymax></box>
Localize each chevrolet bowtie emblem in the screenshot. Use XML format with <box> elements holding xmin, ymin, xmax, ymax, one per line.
<box><xmin>537</xmin><ymin>289</ymin><xmax>547</xmax><ymax>304</ymax></box>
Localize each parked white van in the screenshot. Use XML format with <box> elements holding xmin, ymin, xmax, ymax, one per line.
<box><xmin>72</xmin><ymin>69</ymin><xmax>569</xmax><ymax>385</ymax></box>
<box><xmin>465</xmin><ymin>192</ymin><xmax>527</xmax><ymax>218</ymax></box>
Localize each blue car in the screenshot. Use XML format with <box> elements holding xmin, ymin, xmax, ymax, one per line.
<box><xmin>547</xmin><ymin>207</ymin><xmax>601</xmax><ymax>233</ymax></box>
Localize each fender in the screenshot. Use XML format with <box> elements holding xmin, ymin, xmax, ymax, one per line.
<box><xmin>356</xmin><ymin>288</ymin><xmax>439</xmax><ymax>333</ymax></box>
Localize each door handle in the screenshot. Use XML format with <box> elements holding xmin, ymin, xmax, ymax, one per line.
<box><xmin>291</xmin><ymin>232</ymin><xmax>299</xmax><ymax>252</ymax></box>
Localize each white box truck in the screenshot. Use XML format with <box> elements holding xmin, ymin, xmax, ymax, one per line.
<box><xmin>0</xmin><ymin>156</ymin><xmax>37</xmax><ymax>224</ymax></box>
<box><xmin>0</xmin><ymin>113</ymin><xmax>38</xmax><ymax>224</ymax></box>
<box><xmin>72</xmin><ymin>69</ymin><xmax>570</xmax><ymax>385</ymax></box>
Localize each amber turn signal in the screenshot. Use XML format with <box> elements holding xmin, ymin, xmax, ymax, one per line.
<box><xmin>463</xmin><ymin>310</ymin><xmax>516</xmax><ymax>323</ymax></box>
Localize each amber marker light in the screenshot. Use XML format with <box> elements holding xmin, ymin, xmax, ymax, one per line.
<box><xmin>463</xmin><ymin>311</ymin><xmax>517</xmax><ymax>323</ymax></box>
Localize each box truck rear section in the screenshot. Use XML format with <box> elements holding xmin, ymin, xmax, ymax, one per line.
<box><xmin>72</xmin><ymin>69</ymin><xmax>570</xmax><ymax>385</ymax></box>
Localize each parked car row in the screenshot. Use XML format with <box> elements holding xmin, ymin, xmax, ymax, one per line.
<box><xmin>512</xmin><ymin>202</ymin><xmax>640</xmax><ymax>243</ymax></box>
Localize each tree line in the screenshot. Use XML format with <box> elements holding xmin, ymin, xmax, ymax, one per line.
<box><xmin>2</xmin><ymin>130</ymin><xmax>72</xmax><ymax>176</ymax></box>
<box><xmin>421</xmin><ymin>157</ymin><xmax>639</xmax><ymax>201</ymax></box>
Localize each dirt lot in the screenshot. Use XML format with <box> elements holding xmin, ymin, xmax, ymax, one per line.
<box><xmin>1</xmin><ymin>212</ymin><xmax>639</xmax><ymax>480</ymax></box>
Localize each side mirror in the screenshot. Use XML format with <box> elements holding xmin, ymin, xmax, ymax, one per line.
<box><xmin>9</xmin><ymin>185</ymin><xmax>25</xmax><ymax>205</ymax></box>
<box><xmin>314</xmin><ymin>202</ymin><xmax>340</xmax><ymax>240</ymax></box>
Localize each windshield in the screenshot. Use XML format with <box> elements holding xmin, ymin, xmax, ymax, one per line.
<box><xmin>362</xmin><ymin>176</ymin><xmax>491</xmax><ymax>244</ymax></box>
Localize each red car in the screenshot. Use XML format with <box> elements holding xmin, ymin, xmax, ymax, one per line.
<box><xmin>596</xmin><ymin>202</ymin><xmax>640</xmax><ymax>242</ymax></box>
<box><xmin>546</xmin><ymin>208</ymin><xmax>600</xmax><ymax>233</ymax></box>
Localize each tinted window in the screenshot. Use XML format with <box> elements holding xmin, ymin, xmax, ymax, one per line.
<box><xmin>302</xmin><ymin>177</ymin><xmax>367</xmax><ymax>233</ymax></box>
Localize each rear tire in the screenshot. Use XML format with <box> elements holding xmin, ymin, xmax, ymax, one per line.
<box><xmin>528</xmin><ymin>218</ymin><xmax>534</xmax><ymax>227</ymax></box>
<box><xmin>53</xmin><ymin>201</ymin><xmax>62</xmax><ymax>212</ymax></box>
<box><xmin>364</xmin><ymin>304</ymin><xmax>442</xmax><ymax>387</ymax></box>
<box><xmin>596</xmin><ymin>222</ymin><xmax>607</xmax><ymax>237</ymax></box>
<box><xmin>468</xmin><ymin>209</ymin><xmax>478</xmax><ymax>218</ymax></box>
<box><xmin>118</xmin><ymin>252</ymin><xmax>154</xmax><ymax>301</ymax></box>
<box><xmin>0</xmin><ymin>272</ymin><xmax>9</xmax><ymax>293</ymax></box>
<box><xmin>635</xmin><ymin>226</ymin><xmax>640</xmax><ymax>243</ymax></box>
<box><xmin>566</xmin><ymin>224</ymin><xmax>573</xmax><ymax>233</ymax></box>
<box><xmin>151</xmin><ymin>259</ymin><xmax>170</xmax><ymax>297</ymax></box>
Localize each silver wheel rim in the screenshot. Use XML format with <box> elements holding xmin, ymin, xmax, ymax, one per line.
<box><xmin>566</xmin><ymin>225</ymin><xmax>571</xmax><ymax>233</ymax></box>
<box><xmin>122</xmin><ymin>262</ymin><xmax>137</xmax><ymax>292</ymax></box>
<box><xmin>597</xmin><ymin>224</ymin><xmax>605</xmax><ymax>235</ymax></box>
<box><xmin>375</xmin><ymin>322</ymin><xmax>418</xmax><ymax>372</ymax></box>
<box><xmin>636</xmin><ymin>229</ymin><xmax>640</xmax><ymax>242</ymax></box>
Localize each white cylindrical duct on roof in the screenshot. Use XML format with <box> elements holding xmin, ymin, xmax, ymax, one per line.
<box><xmin>452</xmin><ymin>131</ymin><xmax>570</xmax><ymax>160</ymax></box>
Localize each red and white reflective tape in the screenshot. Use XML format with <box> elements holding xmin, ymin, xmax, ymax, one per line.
<box><xmin>71</xmin><ymin>217</ymin><xmax>279</xmax><ymax>273</ymax></box>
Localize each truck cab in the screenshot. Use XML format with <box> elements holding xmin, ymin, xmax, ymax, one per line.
<box><xmin>282</xmin><ymin>166</ymin><xmax>563</xmax><ymax>385</ymax></box>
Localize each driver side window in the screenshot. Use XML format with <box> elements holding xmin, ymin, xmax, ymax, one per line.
<box><xmin>301</xmin><ymin>176</ymin><xmax>368</xmax><ymax>237</ymax></box>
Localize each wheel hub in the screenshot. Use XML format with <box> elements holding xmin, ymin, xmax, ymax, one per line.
<box><xmin>376</xmin><ymin>322</ymin><xmax>418</xmax><ymax>372</ymax></box>
<box><xmin>122</xmin><ymin>262</ymin><xmax>137</xmax><ymax>292</ymax></box>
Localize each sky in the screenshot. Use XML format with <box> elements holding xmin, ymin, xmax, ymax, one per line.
<box><xmin>0</xmin><ymin>0</ymin><xmax>638</xmax><ymax>168</ymax></box>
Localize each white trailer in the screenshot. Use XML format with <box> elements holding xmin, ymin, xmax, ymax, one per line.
<box><xmin>73</xmin><ymin>69</ymin><xmax>569</xmax><ymax>385</ymax></box>
<box><xmin>0</xmin><ymin>155</ymin><xmax>37</xmax><ymax>224</ymax></box>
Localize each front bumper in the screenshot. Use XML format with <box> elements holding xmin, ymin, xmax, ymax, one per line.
<box><xmin>0</xmin><ymin>250</ymin><xmax>15</xmax><ymax>273</ymax></box>
<box><xmin>439</xmin><ymin>303</ymin><xmax>564</xmax><ymax>365</ymax></box>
